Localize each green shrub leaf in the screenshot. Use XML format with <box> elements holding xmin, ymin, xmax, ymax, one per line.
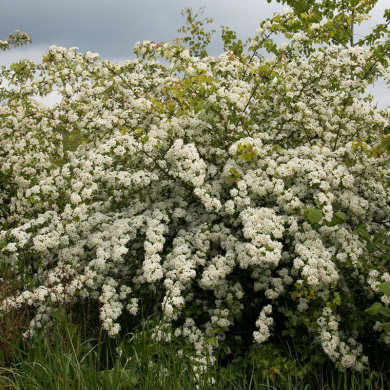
<box><xmin>379</xmin><ymin>282</ymin><xmax>390</xmax><ymax>297</ymax></box>
<box><xmin>334</xmin><ymin>212</ymin><xmax>346</xmax><ymax>222</ymax></box>
<box><xmin>379</xmin><ymin>307</ymin><xmax>390</xmax><ymax>318</ymax></box>
<box><xmin>305</xmin><ymin>208</ymin><xmax>323</xmax><ymax>224</ymax></box>
<box><xmin>365</xmin><ymin>302</ymin><xmax>382</xmax><ymax>316</ymax></box>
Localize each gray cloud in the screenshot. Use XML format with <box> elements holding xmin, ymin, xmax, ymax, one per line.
<box><xmin>2</xmin><ymin>0</ymin><xmax>389</xmax><ymax>59</ymax></box>
<box><xmin>1</xmin><ymin>0</ymin><xmax>389</xmax><ymax>106</ymax></box>
<box><xmin>0</xmin><ymin>0</ymin><xmax>282</xmax><ymax>59</ymax></box>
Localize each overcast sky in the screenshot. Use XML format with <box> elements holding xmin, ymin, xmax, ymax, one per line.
<box><xmin>1</xmin><ymin>0</ymin><xmax>390</xmax><ymax>106</ymax></box>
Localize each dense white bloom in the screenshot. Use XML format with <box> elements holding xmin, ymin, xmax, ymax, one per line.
<box><xmin>253</xmin><ymin>305</ymin><xmax>273</xmax><ymax>344</ymax></box>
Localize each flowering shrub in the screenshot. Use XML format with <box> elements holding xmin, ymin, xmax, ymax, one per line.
<box><xmin>1</xmin><ymin>6</ymin><xmax>390</xmax><ymax>376</ymax></box>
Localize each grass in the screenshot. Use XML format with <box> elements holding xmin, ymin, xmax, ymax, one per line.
<box><xmin>0</xmin><ymin>301</ymin><xmax>389</xmax><ymax>390</ymax></box>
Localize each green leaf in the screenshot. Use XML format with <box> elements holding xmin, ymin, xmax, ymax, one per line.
<box><xmin>333</xmin><ymin>293</ymin><xmax>341</xmax><ymax>306</ymax></box>
<box><xmin>379</xmin><ymin>306</ymin><xmax>390</xmax><ymax>318</ymax></box>
<box><xmin>373</xmin><ymin>229</ymin><xmax>386</xmax><ymax>242</ymax></box>
<box><xmin>334</xmin><ymin>212</ymin><xmax>346</xmax><ymax>222</ymax></box>
<box><xmin>381</xmin><ymin>136</ymin><xmax>390</xmax><ymax>151</ymax></box>
<box><xmin>305</xmin><ymin>208</ymin><xmax>323</xmax><ymax>224</ymax></box>
<box><xmin>379</xmin><ymin>282</ymin><xmax>390</xmax><ymax>297</ymax></box>
<box><xmin>327</xmin><ymin>217</ymin><xmax>339</xmax><ymax>227</ymax></box>
<box><xmin>367</xmin><ymin>242</ymin><xmax>376</xmax><ymax>253</ymax></box>
<box><xmin>353</xmin><ymin>226</ymin><xmax>371</xmax><ymax>241</ymax></box>
<box><xmin>380</xmin><ymin>235</ymin><xmax>390</xmax><ymax>243</ymax></box>
<box><xmin>376</xmin><ymin>242</ymin><xmax>390</xmax><ymax>251</ymax></box>
<box><xmin>365</xmin><ymin>302</ymin><xmax>382</xmax><ymax>316</ymax></box>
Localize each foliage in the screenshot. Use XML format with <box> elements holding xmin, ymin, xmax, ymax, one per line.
<box><xmin>176</xmin><ymin>7</ymin><xmax>216</xmax><ymax>59</ymax></box>
<box><xmin>268</xmin><ymin>0</ymin><xmax>377</xmax><ymax>45</ymax></box>
<box><xmin>0</xmin><ymin>31</ymin><xmax>31</xmax><ymax>52</ymax></box>
<box><xmin>1</xmin><ymin>2</ymin><xmax>390</xmax><ymax>382</ymax></box>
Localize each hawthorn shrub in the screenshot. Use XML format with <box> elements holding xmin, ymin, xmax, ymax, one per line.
<box><xmin>1</xmin><ymin>7</ymin><xmax>390</xmax><ymax>377</ymax></box>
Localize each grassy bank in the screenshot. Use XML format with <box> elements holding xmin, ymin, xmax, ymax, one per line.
<box><xmin>0</xmin><ymin>303</ymin><xmax>389</xmax><ymax>390</ymax></box>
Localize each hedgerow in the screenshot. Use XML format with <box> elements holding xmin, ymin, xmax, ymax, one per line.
<box><xmin>1</xmin><ymin>4</ymin><xmax>390</xmax><ymax>379</ymax></box>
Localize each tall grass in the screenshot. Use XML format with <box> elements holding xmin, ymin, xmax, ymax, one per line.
<box><xmin>0</xmin><ymin>300</ymin><xmax>389</xmax><ymax>390</ymax></box>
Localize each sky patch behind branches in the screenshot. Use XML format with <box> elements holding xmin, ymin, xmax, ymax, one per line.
<box><xmin>1</xmin><ymin>0</ymin><xmax>390</xmax><ymax>106</ymax></box>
